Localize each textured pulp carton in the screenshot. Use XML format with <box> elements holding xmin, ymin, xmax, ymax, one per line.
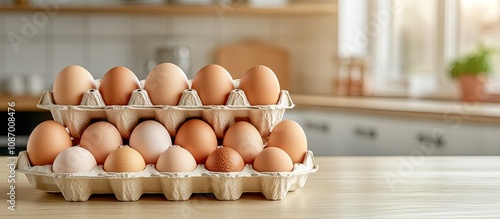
<box><xmin>37</xmin><ymin>79</ymin><xmax>294</xmax><ymax>139</ymax></box>
<box><xmin>16</xmin><ymin>79</ymin><xmax>318</xmax><ymax>201</ymax></box>
<box><xmin>16</xmin><ymin>150</ymin><xmax>317</xmax><ymax>201</ymax></box>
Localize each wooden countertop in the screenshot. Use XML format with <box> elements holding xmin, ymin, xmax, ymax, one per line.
<box><xmin>292</xmin><ymin>94</ymin><xmax>500</xmax><ymax>123</ymax></box>
<box><xmin>2</xmin><ymin>156</ymin><xmax>500</xmax><ymax>217</ymax></box>
<box><xmin>0</xmin><ymin>95</ymin><xmax>43</xmax><ymax>112</ymax></box>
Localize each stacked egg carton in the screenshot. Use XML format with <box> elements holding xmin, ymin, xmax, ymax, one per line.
<box><xmin>16</xmin><ymin>77</ymin><xmax>318</xmax><ymax>202</ymax></box>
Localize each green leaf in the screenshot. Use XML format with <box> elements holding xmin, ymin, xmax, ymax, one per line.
<box><xmin>448</xmin><ymin>45</ymin><xmax>495</xmax><ymax>78</ymax></box>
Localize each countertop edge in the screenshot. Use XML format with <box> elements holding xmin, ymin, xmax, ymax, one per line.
<box><xmin>291</xmin><ymin>94</ymin><xmax>500</xmax><ymax>123</ymax></box>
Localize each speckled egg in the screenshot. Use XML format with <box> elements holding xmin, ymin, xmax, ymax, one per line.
<box><xmin>205</xmin><ymin>147</ymin><xmax>244</xmax><ymax>172</ymax></box>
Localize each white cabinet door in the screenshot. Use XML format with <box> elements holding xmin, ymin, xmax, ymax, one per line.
<box><xmin>399</xmin><ymin>120</ymin><xmax>449</xmax><ymax>156</ymax></box>
<box><xmin>329</xmin><ymin>112</ymin><xmax>418</xmax><ymax>156</ymax></box>
<box><xmin>397</xmin><ymin>120</ymin><xmax>500</xmax><ymax>156</ymax></box>
<box><xmin>285</xmin><ymin>108</ymin><xmax>500</xmax><ymax>156</ymax></box>
<box><xmin>285</xmin><ymin>109</ymin><xmax>338</xmax><ymax>156</ymax></box>
<box><xmin>478</xmin><ymin>125</ymin><xmax>500</xmax><ymax>155</ymax></box>
<box><xmin>333</xmin><ymin>112</ymin><xmax>382</xmax><ymax>155</ymax></box>
<box><xmin>286</xmin><ymin>110</ymin><xmax>421</xmax><ymax>156</ymax></box>
<box><xmin>430</xmin><ymin>123</ymin><xmax>500</xmax><ymax>155</ymax></box>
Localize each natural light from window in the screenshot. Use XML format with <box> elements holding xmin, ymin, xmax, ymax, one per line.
<box><xmin>460</xmin><ymin>0</ymin><xmax>500</xmax><ymax>79</ymax></box>
<box><xmin>391</xmin><ymin>0</ymin><xmax>437</xmax><ymax>81</ymax></box>
<box><xmin>359</xmin><ymin>0</ymin><xmax>500</xmax><ymax>97</ymax></box>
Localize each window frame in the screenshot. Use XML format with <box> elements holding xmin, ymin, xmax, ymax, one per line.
<box><xmin>368</xmin><ymin>0</ymin><xmax>460</xmax><ymax>98</ymax></box>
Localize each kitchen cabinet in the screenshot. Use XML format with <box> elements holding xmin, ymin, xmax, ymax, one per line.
<box><xmin>283</xmin><ymin>109</ymin><xmax>340</xmax><ymax>155</ymax></box>
<box><xmin>284</xmin><ymin>108</ymin><xmax>500</xmax><ymax>156</ymax></box>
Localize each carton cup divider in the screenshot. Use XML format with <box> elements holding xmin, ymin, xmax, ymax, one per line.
<box><xmin>23</xmin><ymin>77</ymin><xmax>315</xmax><ymax>201</ymax></box>
<box><xmin>16</xmin><ymin>150</ymin><xmax>318</xmax><ymax>201</ymax></box>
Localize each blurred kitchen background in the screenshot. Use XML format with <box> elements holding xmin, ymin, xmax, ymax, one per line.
<box><xmin>1</xmin><ymin>0</ymin><xmax>500</xmax><ymax>156</ymax></box>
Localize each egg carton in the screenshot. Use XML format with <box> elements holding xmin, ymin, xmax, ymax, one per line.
<box><xmin>37</xmin><ymin>79</ymin><xmax>294</xmax><ymax>139</ymax></box>
<box><xmin>16</xmin><ymin>150</ymin><xmax>318</xmax><ymax>201</ymax></box>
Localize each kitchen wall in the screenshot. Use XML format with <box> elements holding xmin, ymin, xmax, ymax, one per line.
<box><xmin>0</xmin><ymin>12</ymin><xmax>337</xmax><ymax>94</ymax></box>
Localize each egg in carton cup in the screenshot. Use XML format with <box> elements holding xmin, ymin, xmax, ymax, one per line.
<box><xmin>18</xmin><ymin>63</ymin><xmax>317</xmax><ymax>201</ymax></box>
<box><xmin>16</xmin><ymin>150</ymin><xmax>318</xmax><ymax>201</ymax></box>
<box><xmin>37</xmin><ymin>78</ymin><xmax>294</xmax><ymax>139</ymax></box>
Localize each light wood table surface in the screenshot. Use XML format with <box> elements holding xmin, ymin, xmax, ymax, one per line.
<box><xmin>1</xmin><ymin>156</ymin><xmax>500</xmax><ymax>218</ymax></box>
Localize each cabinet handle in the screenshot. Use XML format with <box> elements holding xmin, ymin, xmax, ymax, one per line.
<box><xmin>354</xmin><ymin>127</ymin><xmax>377</xmax><ymax>139</ymax></box>
<box><xmin>305</xmin><ymin>121</ymin><xmax>329</xmax><ymax>133</ymax></box>
<box><xmin>416</xmin><ymin>133</ymin><xmax>445</xmax><ymax>147</ymax></box>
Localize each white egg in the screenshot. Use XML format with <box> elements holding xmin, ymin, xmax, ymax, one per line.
<box><xmin>52</xmin><ymin>146</ymin><xmax>97</xmax><ymax>173</ymax></box>
<box><xmin>129</xmin><ymin>120</ymin><xmax>172</xmax><ymax>164</ymax></box>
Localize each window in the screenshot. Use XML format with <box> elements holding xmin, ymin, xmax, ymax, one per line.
<box><xmin>369</xmin><ymin>0</ymin><xmax>440</xmax><ymax>96</ymax></box>
<box><xmin>460</xmin><ymin>0</ymin><xmax>500</xmax><ymax>79</ymax></box>
<box><xmin>390</xmin><ymin>0</ymin><xmax>437</xmax><ymax>81</ymax></box>
<box><xmin>365</xmin><ymin>0</ymin><xmax>500</xmax><ymax>97</ymax></box>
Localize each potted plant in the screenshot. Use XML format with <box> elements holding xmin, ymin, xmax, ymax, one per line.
<box><xmin>449</xmin><ymin>45</ymin><xmax>495</xmax><ymax>102</ymax></box>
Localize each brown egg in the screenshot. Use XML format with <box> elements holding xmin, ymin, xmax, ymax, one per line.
<box><xmin>191</xmin><ymin>64</ymin><xmax>234</xmax><ymax>105</ymax></box>
<box><xmin>174</xmin><ymin>119</ymin><xmax>218</xmax><ymax>164</ymax></box>
<box><xmin>223</xmin><ymin>121</ymin><xmax>264</xmax><ymax>164</ymax></box>
<box><xmin>267</xmin><ymin>120</ymin><xmax>308</xmax><ymax>163</ymax></box>
<box><xmin>80</xmin><ymin>121</ymin><xmax>123</xmax><ymax>164</ymax></box>
<box><xmin>156</xmin><ymin>146</ymin><xmax>197</xmax><ymax>172</ymax></box>
<box><xmin>53</xmin><ymin>65</ymin><xmax>96</xmax><ymax>105</ymax></box>
<box><xmin>239</xmin><ymin>65</ymin><xmax>280</xmax><ymax>105</ymax></box>
<box><xmin>27</xmin><ymin>120</ymin><xmax>73</xmax><ymax>166</ymax></box>
<box><xmin>103</xmin><ymin>146</ymin><xmax>146</xmax><ymax>172</ymax></box>
<box><xmin>144</xmin><ymin>63</ymin><xmax>189</xmax><ymax>105</ymax></box>
<box><xmin>205</xmin><ymin>147</ymin><xmax>244</xmax><ymax>172</ymax></box>
<box><xmin>253</xmin><ymin>147</ymin><xmax>293</xmax><ymax>172</ymax></box>
<box><xmin>99</xmin><ymin>66</ymin><xmax>141</xmax><ymax>105</ymax></box>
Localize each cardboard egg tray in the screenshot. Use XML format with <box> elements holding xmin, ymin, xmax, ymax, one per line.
<box><xmin>16</xmin><ymin>150</ymin><xmax>318</xmax><ymax>201</ymax></box>
<box><xmin>17</xmin><ymin>78</ymin><xmax>318</xmax><ymax>201</ymax></box>
<box><xmin>37</xmin><ymin>79</ymin><xmax>294</xmax><ymax>139</ymax></box>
